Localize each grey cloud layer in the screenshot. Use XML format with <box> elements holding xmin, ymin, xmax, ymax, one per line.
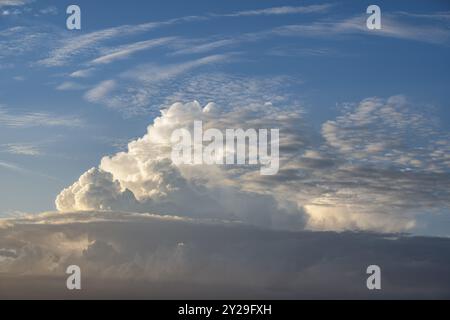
<box><xmin>0</xmin><ymin>211</ymin><xmax>449</xmax><ymax>299</ymax></box>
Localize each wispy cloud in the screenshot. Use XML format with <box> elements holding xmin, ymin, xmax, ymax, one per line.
<box><xmin>83</xmin><ymin>54</ymin><xmax>232</xmax><ymax>114</ymax></box>
<box><xmin>4</xmin><ymin>5</ymin><xmax>447</xmax><ymax>71</ymax></box>
<box><xmin>37</xmin><ymin>6</ymin><xmax>57</xmax><ymax>16</ymax></box>
<box><xmin>37</xmin><ymin>17</ymin><xmax>205</xmax><ymax>67</ymax></box>
<box><xmin>267</xmin><ymin>46</ymin><xmax>335</xmax><ymax>57</ymax></box>
<box><xmin>221</xmin><ymin>4</ymin><xmax>334</xmax><ymax>17</ymax></box>
<box><xmin>55</xmin><ymin>81</ymin><xmax>86</xmax><ymax>91</ymax></box>
<box><xmin>123</xmin><ymin>54</ymin><xmax>231</xmax><ymax>82</ymax></box>
<box><xmin>0</xmin><ymin>160</ymin><xmax>59</xmax><ymax>181</ymax></box>
<box><xmin>1</xmin><ymin>4</ymin><xmax>58</xmax><ymax>16</ymax></box>
<box><xmin>0</xmin><ymin>160</ymin><xmax>23</xmax><ymax>172</ymax></box>
<box><xmin>1</xmin><ymin>143</ymin><xmax>41</xmax><ymax>156</ymax></box>
<box><xmin>175</xmin><ymin>12</ymin><xmax>450</xmax><ymax>56</ymax></box>
<box><xmin>69</xmin><ymin>68</ymin><xmax>95</xmax><ymax>78</ymax></box>
<box><xmin>35</xmin><ymin>5</ymin><xmax>333</xmax><ymax>67</ymax></box>
<box><xmin>171</xmin><ymin>38</ymin><xmax>237</xmax><ymax>55</ymax></box>
<box><xmin>84</xmin><ymin>80</ymin><xmax>117</xmax><ymax>103</ymax></box>
<box><xmin>396</xmin><ymin>11</ymin><xmax>450</xmax><ymax>22</ymax></box>
<box><xmin>0</xmin><ymin>106</ymin><xmax>83</xmax><ymax>127</ymax></box>
<box><xmin>0</xmin><ymin>0</ymin><xmax>29</xmax><ymax>8</ymax></box>
<box><xmin>271</xmin><ymin>14</ymin><xmax>450</xmax><ymax>45</ymax></box>
<box><xmin>90</xmin><ymin>37</ymin><xmax>177</xmax><ymax>65</ymax></box>
<box><xmin>0</xmin><ymin>25</ymin><xmax>59</xmax><ymax>59</ymax></box>
<box><xmin>38</xmin><ymin>24</ymin><xmax>163</xmax><ymax>66</ymax></box>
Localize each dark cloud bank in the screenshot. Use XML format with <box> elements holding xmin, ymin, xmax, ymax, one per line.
<box><xmin>0</xmin><ymin>212</ymin><xmax>449</xmax><ymax>299</ymax></box>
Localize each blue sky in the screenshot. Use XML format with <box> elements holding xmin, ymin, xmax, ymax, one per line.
<box><xmin>0</xmin><ymin>0</ymin><xmax>449</xmax><ymax>236</ymax></box>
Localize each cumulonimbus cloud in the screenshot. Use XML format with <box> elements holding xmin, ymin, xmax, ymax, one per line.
<box><xmin>56</xmin><ymin>101</ymin><xmax>306</xmax><ymax>230</ymax></box>
<box><xmin>55</xmin><ymin>96</ymin><xmax>450</xmax><ymax>233</ymax></box>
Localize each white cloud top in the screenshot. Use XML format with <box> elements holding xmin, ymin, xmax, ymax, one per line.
<box><xmin>56</xmin><ymin>97</ymin><xmax>450</xmax><ymax>233</ymax></box>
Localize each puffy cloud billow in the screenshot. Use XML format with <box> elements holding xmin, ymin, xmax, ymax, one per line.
<box><xmin>56</xmin><ymin>101</ymin><xmax>307</xmax><ymax>230</ymax></box>
<box><xmin>56</xmin><ymin>97</ymin><xmax>450</xmax><ymax>233</ymax></box>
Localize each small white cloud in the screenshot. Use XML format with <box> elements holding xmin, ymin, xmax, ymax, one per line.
<box><xmin>69</xmin><ymin>68</ymin><xmax>95</xmax><ymax>78</ymax></box>
<box><xmin>91</xmin><ymin>37</ymin><xmax>176</xmax><ymax>65</ymax></box>
<box><xmin>225</xmin><ymin>4</ymin><xmax>333</xmax><ymax>17</ymax></box>
<box><xmin>0</xmin><ymin>0</ymin><xmax>29</xmax><ymax>8</ymax></box>
<box><xmin>38</xmin><ymin>6</ymin><xmax>57</xmax><ymax>15</ymax></box>
<box><xmin>122</xmin><ymin>54</ymin><xmax>231</xmax><ymax>83</ymax></box>
<box><xmin>56</xmin><ymin>81</ymin><xmax>85</xmax><ymax>91</ymax></box>
<box><xmin>84</xmin><ymin>80</ymin><xmax>117</xmax><ymax>103</ymax></box>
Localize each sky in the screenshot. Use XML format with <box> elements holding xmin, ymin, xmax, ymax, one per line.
<box><xmin>0</xmin><ymin>0</ymin><xmax>450</xmax><ymax>298</ymax></box>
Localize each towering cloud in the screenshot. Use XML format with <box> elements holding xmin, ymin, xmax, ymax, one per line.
<box><xmin>56</xmin><ymin>97</ymin><xmax>450</xmax><ymax>233</ymax></box>
<box><xmin>56</xmin><ymin>101</ymin><xmax>306</xmax><ymax>230</ymax></box>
